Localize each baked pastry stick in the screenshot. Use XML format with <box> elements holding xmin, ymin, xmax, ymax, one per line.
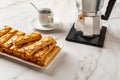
<box><xmin>3</xmin><ymin>31</ymin><xmax>25</xmax><ymax>48</ymax></box>
<box><xmin>36</xmin><ymin>46</ymin><xmax>60</xmax><ymax>66</ymax></box>
<box><xmin>0</xmin><ymin>26</ymin><xmax>11</xmax><ymax>37</ymax></box>
<box><xmin>2</xmin><ymin>31</ymin><xmax>25</xmax><ymax>54</ymax></box>
<box><xmin>12</xmin><ymin>41</ymin><xmax>35</xmax><ymax>60</ymax></box>
<box><xmin>14</xmin><ymin>32</ymin><xmax>42</xmax><ymax>47</ymax></box>
<box><xmin>33</xmin><ymin>41</ymin><xmax>56</xmax><ymax>62</ymax></box>
<box><xmin>0</xmin><ymin>29</ymin><xmax>18</xmax><ymax>45</ymax></box>
<box><xmin>24</xmin><ymin>36</ymin><xmax>55</xmax><ymax>56</ymax></box>
<box><xmin>0</xmin><ymin>26</ymin><xmax>11</xmax><ymax>51</ymax></box>
<box><xmin>26</xmin><ymin>41</ymin><xmax>56</xmax><ymax>63</ymax></box>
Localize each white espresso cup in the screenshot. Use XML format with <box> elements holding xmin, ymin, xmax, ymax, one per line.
<box><xmin>38</xmin><ymin>8</ymin><xmax>54</xmax><ymax>27</ymax></box>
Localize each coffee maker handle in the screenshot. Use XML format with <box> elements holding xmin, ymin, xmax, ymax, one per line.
<box><xmin>101</xmin><ymin>0</ymin><xmax>116</xmax><ymax>20</ymax></box>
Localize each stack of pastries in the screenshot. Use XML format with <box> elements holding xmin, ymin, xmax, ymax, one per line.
<box><xmin>0</xmin><ymin>26</ymin><xmax>61</xmax><ymax>67</ymax></box>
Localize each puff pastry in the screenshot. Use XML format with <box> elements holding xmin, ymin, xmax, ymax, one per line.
<box><xmin>34</xmin><ymin>41</ymin><xmax>56</xmax><ymax>61</ymax></box>
<box><xmin>0</xmin><ymin>26</ymin><xmax>61</xmax><ymax>67</ymax></box>
<box><xmin>37</xmin><ymin>46</ymin><xmax>60</xmax><ymax>66</ymax></box>
<box><xmin>24</xmin><ymin>36</ymin><xmax>55</xmax><ymax>56</ymax></box>
<box><xmin>3</xmin><ymin>31</ymin><xmax>25</xmax><ymax>49</ymax></box>
<box><xmin>12</xmin><ymin>41</ymin><xmax>35</xmax><ymax>60</ymax></box>
<box><xmin>0</xmin><ymin>26</ymin><xmax>11</xmax><ymax>37</ymax></box>
<box><xmin>2</xmin><ymin>31</ymin><xmax>25</xmax><ymax>54</ymax></box>
<box><xmin>14</xmin><ymin>32</ymin><xmax>42</xmax><ymax>47</ymax></box>
<box><xmin>0</xmin><ymin>29</ymin><xmax>18</xmax><ymax>45</ymax></box>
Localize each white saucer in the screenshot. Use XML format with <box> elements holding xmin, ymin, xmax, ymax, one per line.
<box><xmin>31</xmin><ymin>17</ymin><xmax>60</xmax><ymax>31</ymax></box>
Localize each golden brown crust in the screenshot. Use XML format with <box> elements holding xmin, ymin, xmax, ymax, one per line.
<box><xmin>0</xmin><ymin>26</ymin><xmax>12</xmax><ymax>37</ymax></box>
<box><xmin>37</xmin><ymin>46</ymin><xmax>60</xmax><ymax>66</ymax></box>
<box><xmin>3</xmin><ymin>31</ymin><xmax>25</xmax><ymax>48</ymax></box>
<box><xmin>27</xmin><ymin>41</ymin><xmax>56</xmax><ymax>63</ymax></box>
<box><xmin>2</xmin><ymin>47</ymin><xmax>13</xmax><ymax>54</ymax></box>
<box><xmin>0</xmin><ymin>26</ymin><xmax>61</xmax><ymax>67</ymax></box>
<box><xmin>34</xmin><ymin>41</ymin><xmax>56</xmax><ymax>61</ymax></box>
<box><xmin>0</xmin><ymin>29</ymin><xmax>18</xmax><ymax>45</ymax></box>
<box><xmin>44</xmin><ymin>46</ymin><xmax>60</xmax><ymax>66</ymax></box>
<box><xmin>24</xmin><ymin>36</ymin><xmax>55</xmax><ymax>56</ymax></box>
<box><xmin>14</xmin><ymin>32</ymin><xmax>42</xmax><ymax>47</ymax></box>
<box><xmin>13</xmin><ymin>41</ymin><xmax>35</xmax><ymax>59</ymax></box>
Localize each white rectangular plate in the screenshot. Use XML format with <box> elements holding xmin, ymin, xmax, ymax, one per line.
<box><xmin>0</xmin><ymin>43</ymin><xmax>63</xmax><ymax>70</ymax></box>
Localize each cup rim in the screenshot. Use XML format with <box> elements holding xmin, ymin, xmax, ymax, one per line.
<box><xmin>38</xmin><ymin>8</ymin><xmax>52</xmax><ymax>14</ymax></box>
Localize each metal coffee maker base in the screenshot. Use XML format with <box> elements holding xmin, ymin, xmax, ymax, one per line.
<box><xmin>66</xmin><ymin>23</ymin><xmax>107</xmax><ymax>47</ymax></box>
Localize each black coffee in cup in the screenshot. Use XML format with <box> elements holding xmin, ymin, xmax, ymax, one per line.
<box><xmin>39</xmin><ymin>9</ymin><xmax>51</xmax><ymax>14</ymax></box>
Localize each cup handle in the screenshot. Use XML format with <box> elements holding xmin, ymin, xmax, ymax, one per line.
<box><xmin>48</xmin><ymin>15</ymin><xmax>53</xmax><ymax>24</ymax></box>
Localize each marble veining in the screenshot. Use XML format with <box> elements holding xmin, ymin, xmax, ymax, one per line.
<box><xmin>10</xmin><ymin>68</ymin><xmax>30</xmax><ymax>80</ymax></box>
<box><xmin>0</xmin><ymin>0</ymin><xmax>28</xmax><ymax>9</ymax></box>
<box><xmin>0</xmin><ymin>0</ymin><xmax>120</xmax><ymax>80</ymax></box>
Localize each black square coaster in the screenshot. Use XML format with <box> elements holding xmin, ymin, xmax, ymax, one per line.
<box><xmin>66</xmin><ymin>24</ymin><xmax>107</xmax><ymax>47</ymax></box>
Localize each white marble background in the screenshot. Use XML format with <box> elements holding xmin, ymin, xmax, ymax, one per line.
<box><xmin>0</xmin><ymin>0</ymin><xmax>120</xmax><ymax>80</ymax></box>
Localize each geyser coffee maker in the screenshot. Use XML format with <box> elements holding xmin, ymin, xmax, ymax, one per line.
<box><xmin>66</xmin><ymin>0</ymin><xmax>116</xmax><ymax>47</ymax></box>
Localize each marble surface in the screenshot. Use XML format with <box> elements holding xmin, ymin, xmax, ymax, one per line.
<box><xmin>0</xmin><ymin>0</ymin><xmax>120</xmax><ymax>80</ymax></box>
